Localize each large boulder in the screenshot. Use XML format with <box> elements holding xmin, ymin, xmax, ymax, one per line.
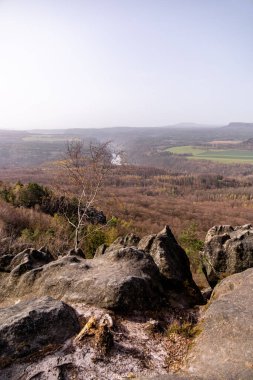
<box><xmin>183</xmin><ymin>268</ymin><xmax>253</xmax><ymax>380</ymax></box>
<box><xmin>201</xmin><ymin>224</ymin><xmax>253</xmax><ymax>287</ymax></box>
<box><xmin>0</xmin><ymin>248</ymin><xmax>166</xmax><ymax>311</ymax></box>
<box><xmin>0</xmin><ymin>296</ymin><xmax>80</xmax><ymax>364</ymax></box>
<box><xmin>138</xmin><ymin>226</ymin><xmax>204</xmax><ymax>306</ymax></box>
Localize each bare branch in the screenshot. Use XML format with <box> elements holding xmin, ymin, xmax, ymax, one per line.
<box><xmin>60</xmin><ymin>139</ymin><xmax>114</xmax><ymax>249</ymax></box>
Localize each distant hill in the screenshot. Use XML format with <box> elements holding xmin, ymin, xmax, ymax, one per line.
<box><xmin>211</xmin><ymin>123</ymin><xmax>253</xmax><ymax>140</ymax></box>
<box><xmin>173</xmin><ymin>123</ymin><xmax>219</xmax><ymax>128</ymax></box>
<box><xmin>224</xmin><ymin>122</ymin><xmax>253</xmax><ymax>129</ymax></box>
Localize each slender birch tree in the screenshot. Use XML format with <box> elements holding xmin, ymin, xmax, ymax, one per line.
<box><xmin>62</xmin><ymin>140</ymin><xmax>113</xmax><ymax>250</ymax></box>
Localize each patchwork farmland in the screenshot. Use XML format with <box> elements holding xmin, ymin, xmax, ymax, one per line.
<box><xmin>167</xmin><ymin>145</ymin><xmax>253</xmax><ymax>164</ymax></box>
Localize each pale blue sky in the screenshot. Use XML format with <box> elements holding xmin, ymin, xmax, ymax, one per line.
<box><xmin>0</xmin><ymin>0</ymin><xmax>252</xmax><ymax>129</ymax></box>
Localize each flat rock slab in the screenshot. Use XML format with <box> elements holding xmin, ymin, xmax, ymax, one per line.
<box><xmin>0</xmin><ymin>296</ymin><xmax>80</xmax><ymax>363</ymax></box>
<box><xmin>185</xmin><ymin>268</ymin><xmax>253</xmax><ymax>380</ymax></box>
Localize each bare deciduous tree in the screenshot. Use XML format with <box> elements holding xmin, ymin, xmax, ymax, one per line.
<box><xmin>61</xmin><ymin>140</ymin><xmax>113</xmax><ymax>250</ymax></box>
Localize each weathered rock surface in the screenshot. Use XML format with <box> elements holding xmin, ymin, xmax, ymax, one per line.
<box><xmin>0</xmin><ymin>227</ymin><xmax>204</xmax><ymax>311</ymax></box>
<box><xmin>138</xmin><ymin>234</ymin><xmax>156</xmax><ymax>251</ymax></box>
<box><xmin>9</xmin><ymin>247</ymin><xmax>54</xmax><ymax>277</ymax></box>
<box><xmin>113</xmin><ymin>233</ymin><xmax>140</xmax><ymax>247</ymax></box>
<box><xmin>1</xmin><ymin>224</ymin><xmax>252</xmax><ymax>379</ymax></box>
<box><xmin>139</xmin><ymin>226</ymin><xmax>204</xmax><ymax>306</ymax></box>
<box><xmin>139</xmin><ymin>376</ymin><xmax>201</xmax><ymax>380</ymax></box>
<box><xmin>94</xmin><ymin>226</ymin><xmax>204</xmax><ymax>307</ymax></box>
<box><xmin>0</xmin><ymin>304</ymin><xmax>193</xmax><ymax>380</ymax></box>
<box><xmin>0</xmin><ymin>296</ymin><xmax>80</xmax><ymax>363</ymax></box>
<box><xmin>94</xmin><ymin>233</ymin><xmax>141</xmax><ymax>258</ymax></box>
<box><xmin>67</xmin><ymin>248</ymin><xmax>86</xmax><ymax>259</ymax></box>
<box><xmin>93</xmin><ymin>243</ymin><xmax>108</xmax><ymax>258</ymax></box>
<box><xmin>0</xmin><ymin>248</ymin><xmax>166</xmax><ymax>311</ymax></box>
<box><xmin>201</xmin><ymin>224</ymin><xmax>253</xmax><ymax>287</ymax></box>
<box><xmin>184</xmin><ymin>268</ymin><xmax>253</xmax><ymax>379</ymax></box>
<box><xmin>0</xmin><ymin>247</ymin><xmax>54</xmax><ymax>275</ymax></box>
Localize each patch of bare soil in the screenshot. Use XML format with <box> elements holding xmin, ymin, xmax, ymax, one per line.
<box><xmin>1</xmin><ymin>304</ymin><xmax>199</xmax><ymax>380</ymax></box>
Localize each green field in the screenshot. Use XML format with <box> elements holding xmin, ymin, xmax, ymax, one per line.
<box><xmin>167</xmin><ymin>146</ymin><xmax>253</xmax><ymax>164</ymax></box>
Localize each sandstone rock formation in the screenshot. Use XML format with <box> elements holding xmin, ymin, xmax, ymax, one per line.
<box><xmin>139</xmin><ymin>375</ymin><xmax>201</xmax><ymax>380</ymax></box>
<box><xmin>10</xmin><ymin>248</ymin><xmax>54</xmax><ymax>279</ymax></box>
<box><xmin>0</xmin><ymin>296</ymin><xmax>80</xmax><ymax>365</ymax></box>
<box><xmin>201</xmin><ymin>224</ymin><xmax>253</xmax><ymax>287</ymax></box>
<box><xmin>113</xmin><ymin>233</ymin><xmax>140</xmax><ymax>247</ymax></box>
<box><xmin>0</xmin><ymin>248</ymin><xmax>166</xmax><ymax>311</ymax></box>
<box><xmin>0</xmin><ymin>247</ymin><xmax>54</xmax><ymax>274</ymax></box>
<box><xmin>138</xmin><ymin>226</ymin><xmax>204</xmax><ymax>306</ymax></box>
<box><xmin>94</xmin><ymin>232</ymin><xmax>140</xmax><ymax>257</ymax></box>
<box><xmin>183</xmin><ymin>268</ymin><xmax>253</xmax><ymax>380</ymax></box>
<box><xmin>67</xmin><ymin>247</ymin><xmax>86</xmax><ymax>259</ymax></box>
<box><xmin>0</xmin><ymin>226</ymin><xmax>204</xmax><ymax>310</ymax></box>
<box><xmin>93</xmin><ymin>243</ymin><xmax>108</xmax><ymax>258</ymax></box>
<box><xmin>1</xmin><ymin>224</ymin><xmax>252</xmax><ymax>379</ymax></box>
<box><xmin>95</xmin><ymin>226</ymin><xmax>203</xmax><ymax>306</ymax></box>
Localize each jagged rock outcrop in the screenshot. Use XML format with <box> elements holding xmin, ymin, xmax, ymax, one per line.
<box><xmin>138</xmin><ymin>234</ymin><xmax>156</xmax><ymax>251</ymax></box>
<box><xmin>94</xmin><ymin>226</ymin><xmax>203</xmax><ymax>306</ymax></box>
<box><xmin>183</xmin><ymin>268</ymin><xmax>253</xmax><ymax>380</ymax></box>
<box><xmin>0</xmin><ymin>248</ymin><xmax>166</xmax><ymax>311</ymax></box>
<box><xmin>10</xmin><ymin>247</ymin><xmax>54</xmax><ymax>276</ymax></box>
<box><xmin>67</xmin><ymin>248</ymin><xmax>86</xmax><ymax>259</ymax></box>
<box><xmin>0</xmin><ymin>247</ymin><xmax>54</xmax><ymax>274</ymax></box>
<box><xmin>94</xmin><ymin>233</ymin><xmax>140</xmax><ymax>257</ymax></box>
<box><xmin>138</xmin><ymin>226</ymin><xmax>204</xmax><ymax>306</ymax></box>
<box><xmin>1</xmin><ymin>223</ymin><xmax>252</xmax><ymax>379</ymax></box>
<box><xmin>201</xmin><ymin>224</ymin><xmax>253</xmax><ymax>287</ymax></box>
<box><xmin>0</xmin><ymin>296</ymin><xmax>80</xmax><ymax>365</ymax></box>
<box><xmin>112</xmin><ymin>233</ymin><xmax>140</xmax><ymax>247</ymax></box>
<box><xmin>0</xmin><ymin>227</ymin><xmax>204</xmax><ymax>310</ymax></box>
<box><xmin>94</xmin><ymin>243</ymin><xmax>108</xmax><ymax>258</ymax></box>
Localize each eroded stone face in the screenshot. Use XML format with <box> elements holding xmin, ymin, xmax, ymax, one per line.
<box><xmin>0</xmin><ymin>296</ymin><xmax>80</xmax><ymax>363</ymax></box>
<box><xmin>0</xmin><ymin>226</ymin><xmax>204</xmax><ymax>311</ymax></box>
<box><xmin>201</xmin><ymin>224</ymin><xmax>253</xmax><ymax>287</ymax></box>
<box><xmin>139</xmin><ymin>226</ymin><xmax>204</xmax><ymax>306</ymax></box>
<box><xmin>0</xmin><ymin>248</ymin><xmax>166</xmax><ymax>311</ymax></box>
<box><xmin>184</xmin><ymin>268</ymin><xmax>253</xmax><ymax>380</ymax></box>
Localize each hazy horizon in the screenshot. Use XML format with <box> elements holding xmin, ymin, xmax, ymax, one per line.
<box><xmin>0</xmin><ymin>122</ymin><xmax>223</xmax><ymax>132</ymax></box>
<box><xmin>0</xmin><ymin>122</ymin><xmax>243</xmax><ymax>132</ymax></box>
<box><xmin>0</xmin><ymin>0</ymin><xmax>252</xmax><ymax>130</ymax></box>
